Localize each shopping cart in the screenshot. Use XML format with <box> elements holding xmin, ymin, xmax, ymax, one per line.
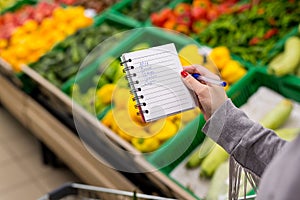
<box><xmin>38</xmin><ymin>183</ymin><xmax>177</xmax><ymax>200</ymax></box>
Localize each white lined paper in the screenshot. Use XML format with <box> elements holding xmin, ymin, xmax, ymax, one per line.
<box><xmin>121</xmin><ymin>43</ymin><xmax>197</xmax><ymax>122</ymax></box>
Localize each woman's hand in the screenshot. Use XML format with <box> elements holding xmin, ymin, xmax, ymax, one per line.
<box><xmin>181</xmin><ymin>65</ymin><xmax>228</xmax><ymax>120</ymax></box>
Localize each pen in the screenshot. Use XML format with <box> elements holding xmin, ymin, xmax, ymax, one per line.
<box><xmin>191</xmin><ymin>73</ymin><xmax>227</xmax><ymax>87</ymax></box>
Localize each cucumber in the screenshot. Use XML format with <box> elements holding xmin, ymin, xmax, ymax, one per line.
<box><xmin>200</xmin><ymin>144</ymin><xmax>229</xmax><ymax>178</ymax></box>
<box><xmin>274</xmin><ymin>128</ymin><xmax>300</xmax><ymax>141</ymax></box>
<box><xmin>260</xmin><ymin>99</ymin><xmax>293</xmax><ymax>130</ymax></box>
<box><xmin>268</xmin><ymin>36</ymin><xmax>300</xmax><ymax>76</ymax></box>
<box><xmin>206</xmin><ymin>160</ymin><xmax>252</xmax><ymax>200</ymax></box>
<box><xmin>206</xmin><ymin>161</ymin><xmax>229</xmax><ymax>200</ymax></box>
<box><xmin>185</xmin><ymin>137</ymin><xmax>215</xmax><ymax>168</ymax></box>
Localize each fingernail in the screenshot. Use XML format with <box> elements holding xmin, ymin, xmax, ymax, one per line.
<box><xmin>181</xmin><ymin>70</ymin><xmax>189</xmax><ymax>78</ymax></box>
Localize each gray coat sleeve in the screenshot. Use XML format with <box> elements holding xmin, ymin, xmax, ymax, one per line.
<box><xmin>202</xmin><ymin>99</ymin><xmax>287</xmax><ymax>177</ymax></box>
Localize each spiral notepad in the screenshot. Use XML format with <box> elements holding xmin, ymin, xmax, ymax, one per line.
<box><xmin>120</xmin><ymin>43</ymin><xmax>197</xmax><ymax>123</ymax></box>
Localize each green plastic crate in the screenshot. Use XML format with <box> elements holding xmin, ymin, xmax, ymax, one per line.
<box><xmin>27</xmin><ymin>11</ymin><xmax>138</xmax><ymax>92</ymax></box>
<box><xmin>62</xmin><ymin>26</ymin><xmax>201</xmax><ymax>94</ymax></box>
<box><xmin>0</xmin><ymin>0</ymin><xmax>36</xmax><ymax>15</ymax></box>
<box><xmin>146</xmin><ymin>67</ymin><xmax>300</xmax><ymax>200</ymax></box>
<box><xmin>228</xmin><ymin>68</ymin><xmax>300</xmax><ymax>106</ymax></box>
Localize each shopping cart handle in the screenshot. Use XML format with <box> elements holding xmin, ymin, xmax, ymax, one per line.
<box><xmin>46</xmin><ymin>182</ymin><xmax>78</xmax><ymax>200</ymax></box>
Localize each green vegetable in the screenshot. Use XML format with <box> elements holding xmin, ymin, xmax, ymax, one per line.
<box><xmin>185</xmin><ymin>137</ymin><xmax>215</xmax><ymax>168</ymax></box>
<box><xmin>206</xmin><ymin>160</ymin><xmax>252</xmax><ymax>200</ymax></box>
<box><xmin>200</xmin><ymin>144</ymin><xmax>229</xmax><ymax>178</ymax></box>
<box><xmin>206</xmin><ymin>161</ymin><xmax>229</xmax><ymax>200</ymax></box>
<box><xmin>268</xmin><ymin>36</ymin><xmax>300</xmax><ymax>76</ymax></box>
<box><xmin>274</xmin><ymin>128</ymin><xmax>300</xmax><ymax>141</ymax></box>
<box><xmin>260</xmin><ymin>99</ymin><xmax>293</xmax><ymax>130</ymax></box>
<box><xmin>30</xmin><ymin>22</ymin><xmax>130</xmax><ymax>87</ymax></box>
<box><xmin>198</xmin><ymin>1</ymin><xmax>300</xmax><ymax>65</ymax></box>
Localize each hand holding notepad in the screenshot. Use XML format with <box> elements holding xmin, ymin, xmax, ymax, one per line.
<box><xmin>120</xmin><ymin>43</ymin><xmax>225</xmax><ymax>123</ymax></box>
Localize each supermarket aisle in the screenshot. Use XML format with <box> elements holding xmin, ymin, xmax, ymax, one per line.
<box><xmin>0</xmin><ymin>106</ymin><xmax>81</xmax><ymax>200</ymax></box>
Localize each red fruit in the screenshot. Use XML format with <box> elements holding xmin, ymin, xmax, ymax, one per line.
<box><xmin>217</xmin><ymin>2</ymin><xmax>234</xmax><ymax>15</ymax></box>
<box><xmin>192</xmin><ymin>20</ymin><xmax>208</xmax><ymax>34</ymax></box>
<box><xmin>3</xmin><ymin>13</ymin><xmax>14</xmax><ymax>24</ymax></box>
<box><xmin>249</xmin><ymin>37</ymin><xmax>260</xmax><ymax>45</ymax></box>
<box><xmin>151</xmin><ymin>13</ymin><xmax>164</xmax><ymax>27</ymax></box>
<box><xmin>163</xmin><ymin>20</ymin><xmax>176</xmax><ymax>30</ymax></box>
<box><xmin>263</xmin><ymin>29</ymin><xmax>278</xmax><ymax>39</ymax></box>
<box><xmin>206</xmin><ymin>8</ymin><xmax>219</xmax><ymax>21</ymax></box>
<box><xmin>191</xmin><ymin>6</ymin><xmax>207</xmax><ymax>20</ymax></box>
<box><xmin>175</xmin><ymin>24</ymin><xmax>190</xmax><ymax>35</ymax></box>
<box><xmin>176</xmin><ymin>13</ymin><xmax>192</xmax><ymax>27</ymax></box>
<box><xmin>174</xmin><ymin>3</ymin><xmax>191</xmax><ymax>16</ymax></box>
<box><xmin>160</xmin><ymin>8</ymin><xmax>173</xmax><ymax>19</ymax></box>
<box><xmin>193</xmin><ymin>0</ymin><xmax>211</xmax><ymax>9</ymax></box>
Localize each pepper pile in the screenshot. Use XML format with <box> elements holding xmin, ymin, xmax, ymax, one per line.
<box><xmin>0</xmin><ymin>2</ymin><xmax>58</xmax><ymax>40</ymax></box>
<box><xmin>198</xmin><ymin>1</ymin><xmax>300</xmax><ymax>65</ymax></box>
<box><xmin>0</xmin><ymin>6</ymin><xmax>93</xmax><ymax>71</ymax></box>
<box><xmin>101</xmin><ymin>85</ymin><xmax>200</xmax><ymax>153</ymax></box>
<box><xmin>151</xmin><ymin>0</ymin><xmax>251</xmax><ymax>35</ymax></box>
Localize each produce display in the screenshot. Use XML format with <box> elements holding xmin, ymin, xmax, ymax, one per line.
<box><xmin>0</xmin><ymin>5</ymin><xmax>93</xmax><ymax>71</ymax></box>
<box><xmin>119</xmin><ymin>0</ymin><xmax>173</xmax><ymax>22</ymax></box>
<box><xmin>198</xmin><ymin>1</ymin><xmax>300</xmax><ymax>65</ymax></box>
<box><xmin>151</xmin><ymin>0</ymin><xmax>251</xmax><ymax>35</ymax></box>
<box><xmin>70</xmin><ymin>43</ymin><xmax>201</xmax><ymax>152</ymax></box>
<box><xmin>0</xmin><ymin>0</ymin><xmax>300</xmax><ymax>199</ymax></box>
<box><xmin>29</xmin><ymin>19</ymin><xmax>129</xmax><ymax>87</ymax></box>
<box><xmin>179</xmin><ymin>44</ymin><xmax>246</xmax><ymax>88</ymax></box>
<box><xmin>101</xmin><ymin>85</ymin><xmax>200</xmax><ymax>152</ymax></box>
<box><xmin>0</xmin><ymin>2</ymin><xmax>58</xmax><ymax>40</ymax></box>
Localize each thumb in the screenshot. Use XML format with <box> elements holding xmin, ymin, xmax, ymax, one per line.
<box><xmin>180</xmin><ymin>70</ymin><xmax>206</xmax><ymax>94</ymax></box>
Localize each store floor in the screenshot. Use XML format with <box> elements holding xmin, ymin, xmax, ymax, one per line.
<box><xmin>0</xmin><ymin>106</ymin><xmax>81</xmax><ymax>200</ymax></box>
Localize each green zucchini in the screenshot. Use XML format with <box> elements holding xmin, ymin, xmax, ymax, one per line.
<box><xmin>274</xmin><ymin>128</ymin><xmax>300</xmax><ymax>141</ymax></box>
<box><xmin>185</xmin><ymin>137</ymin><xmax>215</xmax><ymax>168</ymax></box>
<box><xmin>260</xmin><ymin>99</ymin><xmax>293</xmax><ymax>130</ymax></box>
<box><xmin>200</xmin><ymin>144</ymin><xmax>229</xmax><ymax>178</ymax></box>
<box><xmin>268</xmin><ymin>36</ymin><xmax>300</xmax><ymax>76</ymax></box>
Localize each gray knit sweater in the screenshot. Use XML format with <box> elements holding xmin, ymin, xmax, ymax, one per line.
<box><xmin>202</xmin><ymin>99</ymin><xmax>300</xmax><ymax>200</ymax></box>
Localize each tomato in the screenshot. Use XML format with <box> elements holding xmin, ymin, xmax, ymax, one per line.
<box><xmin>176</xmin><ymin>13</ymin><xmax>192</xmax><ymax>27</ymax></box>
<box><xmin>192</xmin><ymin>0</ymin><xmax>211</xmax><ymax>9</ymax></box>
<box><xmin>206</xmin><ymin>6</ymin><xmax>219</xmax><ymax>21</ymax></box>
<box><xmin>191</xmin><ymin>6</ymin><xmax>207</xmax><ymax>20</ymax></box>
<box><xmin>174</xmin><ymin>3</ymin><xmax>191</xmax><ymax>16</ymax></box>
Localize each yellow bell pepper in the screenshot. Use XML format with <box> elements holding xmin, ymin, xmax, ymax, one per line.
<box><xmin>209</xmin><ymin>46</ymin><xmax>231</xmax><ymax>70</ymax></box>
<box><xmin>221</xmin><ymin>60</ymin><xmax>246</xmax><ymax>84</ymax></box>
<box><xmin>97</xmin><ymin>84</ymin><xmax>116</xmax><ymax>104</ymax></box>
<box><xmin>131</xmin><ymin>137</ymin><xmax>160</xmax><ymax>153</ymax></box>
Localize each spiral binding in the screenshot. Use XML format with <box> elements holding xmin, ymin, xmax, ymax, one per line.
<box><xmin>121</xmin><ymin>58</ymin><xmax>148</xmax><ymax>116</ymax></box>
<box><xmin>120</xmin><ymin>58</ymin><xmax>131</xmax><ymax>66</ymax></box>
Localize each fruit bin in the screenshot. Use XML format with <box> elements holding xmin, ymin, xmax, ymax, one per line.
<box><xmin>145</xmin><ymin>67</ymin><xmax>300</xmax><ymax>200</ymax></box>
<box><xmin>197</xmin><ymin>1</ymin><xmax>300</xmax><ymax>68</ymax></box>
<box><xmin>62</xmin><ymin>27</ymin><xmax>203</xmax><ymax>151</ymax></box>
<box><xmin>18</xmin><ymin>11</ymin><xmax>140</xmax><ymax>131</ymax></box>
